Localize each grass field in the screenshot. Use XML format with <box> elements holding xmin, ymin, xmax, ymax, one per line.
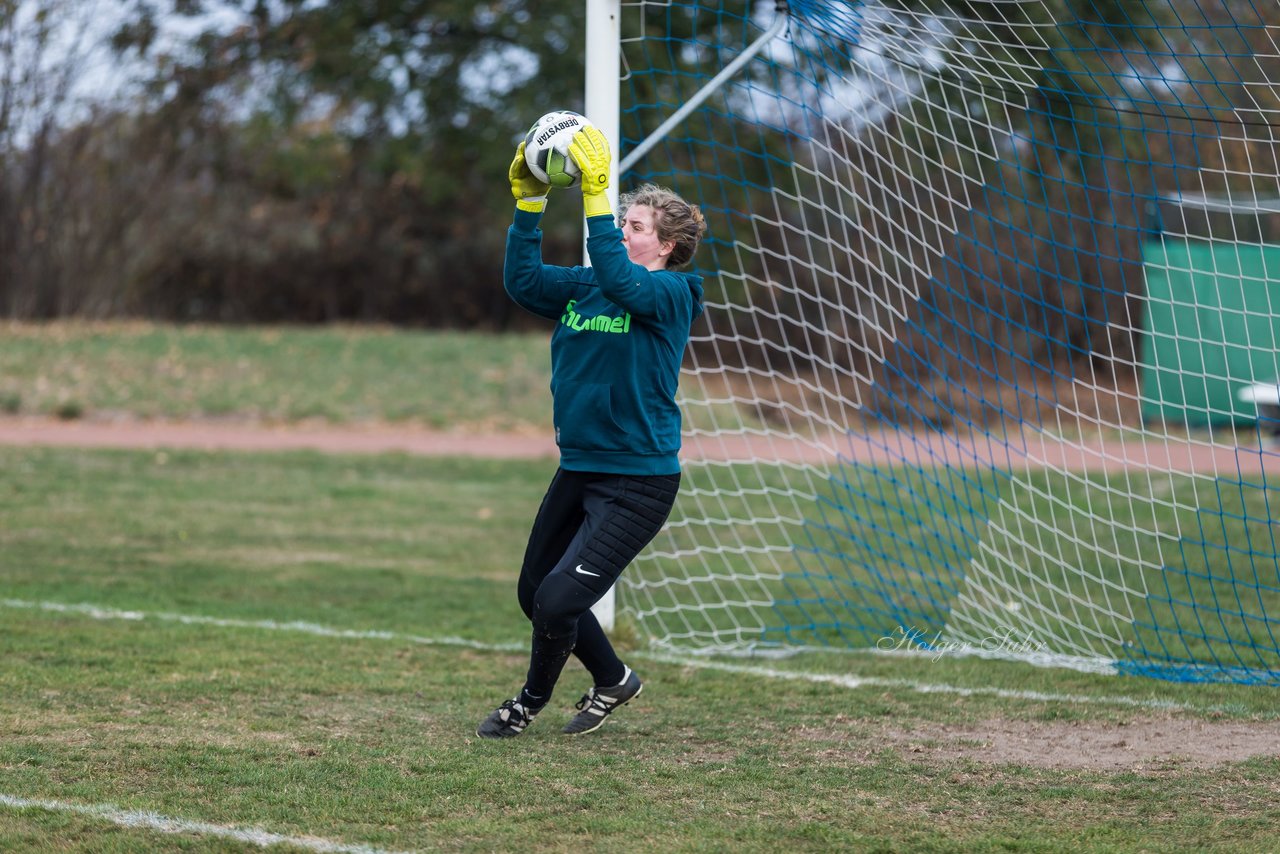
<box><xmin>0</xmin><ymin>322</ymin><xmax>553</xmax><ymax>430</ymax></box>
<box><xmin>2</xmin><ymin>323</ymin><xmax>1280</xmax><ymax>851</ymax></box>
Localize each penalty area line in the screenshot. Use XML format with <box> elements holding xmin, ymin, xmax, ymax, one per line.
<box><xmin>1</xmin><ymin>598</ymin><xmax>524</xmax><ymax>652</ymax></box>
<box><xmin>0</xmin><ymin>794</ymin><xmax>417</xmax><ymax>854</ymax></box>
<box><xmin>638</xmin><ymin>651</ymin><xmax>1203</xmax><ymax>713</ymax></box>
<box><xmin>3</xmin><ymin>598</ymin><xmax>1211</xmax><ymax>713</ymax></box>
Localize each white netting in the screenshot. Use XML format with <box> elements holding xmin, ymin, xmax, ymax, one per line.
<box><xmin>617</xmin><ymin>0</ymin><xmax>1280</xmax><ymax>684</ymax></box>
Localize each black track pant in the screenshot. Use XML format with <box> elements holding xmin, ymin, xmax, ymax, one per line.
<box><xmin>517</xmin><ymin>468</ymin><xmax>680</xmax><ymax>705</ymax></box>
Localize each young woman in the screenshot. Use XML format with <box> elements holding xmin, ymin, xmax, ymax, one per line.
<box><xmin>478</xmin><ymin>127</ymin><xmax>706</xmax><ymax>738</ymax></box>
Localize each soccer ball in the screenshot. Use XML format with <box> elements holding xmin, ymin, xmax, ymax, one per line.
<box><xmin>522</xmin><ymin>110</ymin><xmax>592</xmax><ymax>189</ymax></box>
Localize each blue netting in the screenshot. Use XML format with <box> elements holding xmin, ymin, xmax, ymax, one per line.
<box><xmin>620</xmin><ymin>0</ymin><xmax>1280</xmax><ymax>685</ymax></box>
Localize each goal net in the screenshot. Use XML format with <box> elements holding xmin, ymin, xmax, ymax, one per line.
<box><xmin>613</xmin><ymin>0</ymin><xmax>1280</xmax><ymax>685</ymax></box>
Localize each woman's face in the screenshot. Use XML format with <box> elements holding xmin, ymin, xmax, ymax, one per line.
<box><xmin>621</xmin><ymin>204</ymin><xmax>674</xmax><ymax>271</ymax></box>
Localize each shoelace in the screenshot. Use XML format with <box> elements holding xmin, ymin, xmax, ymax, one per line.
<box><xmin>500</xmin><ymin>699</ymin><xmax>534</xmax><ymax>725</ymax></box>
<box><xmin>574</xmin><ymin>688</ymin><xmax>612</xmax><ymax>715</ymax></box>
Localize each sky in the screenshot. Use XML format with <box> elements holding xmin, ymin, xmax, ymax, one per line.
<box><xmin>3</xmin><ymin>0</ymin><xmax>245</xmax><ymax>144</ymax></box>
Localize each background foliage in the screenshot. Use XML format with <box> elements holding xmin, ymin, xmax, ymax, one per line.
<box><xmin>1</xmin><ymin>0</ymin><xmax>588</xmax><ymax>326</ymax></box>
<box><xmin>2</xmin><ymin>0</ymin><xmax>1277</xmax><ymax>379</ymax></box>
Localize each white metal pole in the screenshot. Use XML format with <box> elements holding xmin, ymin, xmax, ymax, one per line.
<box><xmin>620</xmin><ymin>1</ymin><xmax>788</xmax><ymax>173</ymax></box>
<box><xmin>585</xmin><ymin>0</ymin><xmax>621</xmax><ymax>631</ymax></box>
<box><xmin>585</xmin><ymin>0</ymin><xmax>621</xmax><ymax>221</ymax></box>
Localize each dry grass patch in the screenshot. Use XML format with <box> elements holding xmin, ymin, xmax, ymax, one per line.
<box><xmin>785</xmin><ymin>710</ymin><xmax>1280</xmax><ymax>770</ymax></box>
<box><xmin>889</xmin><ymin>714</ymin><xmax>1280</xmax><ymax>770</ymax></box>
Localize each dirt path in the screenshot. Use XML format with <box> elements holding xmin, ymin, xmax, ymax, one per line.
<box><xmin>0</xmin><ymin>416</ymin><xmax>560</xmax><ymax>459</ymax></box>
<box><xmin>2</xmin><ymin>415</ymin><xmax>1278</xmax><ymax>474</ymax></box>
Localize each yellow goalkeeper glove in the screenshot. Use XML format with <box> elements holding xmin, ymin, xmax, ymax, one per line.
<box><xmin>568</xmin><ymin>126</ymin><xmax>612</xmax><ymax>218</ymax></box>
<box><xmin>509</xmin><ymin>141</ymin><xmax>550</xmax><ymax>213</ymax></box>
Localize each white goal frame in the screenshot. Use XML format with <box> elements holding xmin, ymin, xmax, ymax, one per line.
<box><xmin>584</xmin><ymin>0</ymin><xmax>790</xmax><ymax>630</ymax></box>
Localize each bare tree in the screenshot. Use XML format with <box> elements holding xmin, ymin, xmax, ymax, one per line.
<box><xmin>0</xmin><ymin>0</ymin><xmax>160</xmax><ymax>317</ymax></box>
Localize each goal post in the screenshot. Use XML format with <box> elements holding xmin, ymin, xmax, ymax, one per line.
<box><xmin>605</xmin><ymin>0</ymin><xmax>1280</xmax><ymax>686</ymax></box>
<box><xmin>586</xmin><ymin>0</ymin><xmax>789</xmax><ymax>630</ymax></box>
<box><xmin>584</xmin><ymin>0</ymin><xmax>622</xmax><ymax>630</ymax></box>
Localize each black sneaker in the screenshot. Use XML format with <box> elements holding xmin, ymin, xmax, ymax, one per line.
<box><xmin>476</xmin><ymin>697</ymin><xmax>539</xmax><ymax>739</ymax></box>
<box><xmin>562</xmin><ymin>666</ymin><xmax>643</xmax><ymax>735</ymax></box>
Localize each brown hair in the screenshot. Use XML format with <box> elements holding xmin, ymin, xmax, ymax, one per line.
<box><xmin>616</xmin><ymin>183</ymin><xmax>707</xmax><ymax>269</ymax></box>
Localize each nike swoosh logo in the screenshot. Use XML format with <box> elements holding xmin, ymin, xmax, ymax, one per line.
<box><xmin>575</xmin><ymin>564</ymin><xmax>601</xmax><ymax>577</ymax></box>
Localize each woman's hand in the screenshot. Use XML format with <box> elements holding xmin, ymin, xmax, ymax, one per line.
<box><xmin>509</xmin><ymin>142</ymin><xmax>550</xmax><ymax>213</ymax></box>
<box><xmin>568</xmin><ymin>127</ymin><xmax>612</xmax><ymax>218</ymax></box>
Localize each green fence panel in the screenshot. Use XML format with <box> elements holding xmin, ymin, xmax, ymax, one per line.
<box><xmin>1140</xmin><ymin>239</ymin><xmax>1280</xmax><ymax>426</ymax></box>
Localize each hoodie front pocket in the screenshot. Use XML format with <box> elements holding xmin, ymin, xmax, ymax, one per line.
<box><xmin>554</xmin><ymin>383</ymin><xmax>623</xmax><ymax>451</ymax></box>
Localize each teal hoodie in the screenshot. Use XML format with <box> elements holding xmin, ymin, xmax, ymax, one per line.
<box><xmin>504</xmin><ymin>208</ymin><xmax>705</xmax><ymax>475</ymax></box>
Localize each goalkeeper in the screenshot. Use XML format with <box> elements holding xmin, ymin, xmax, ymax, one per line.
<box><xmin>478</xmin><ymin>125</ymin><xmax>706</xmax><ymax>738</ymax></box>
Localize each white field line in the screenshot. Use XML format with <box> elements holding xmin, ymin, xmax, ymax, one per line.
<box><xmin>2</xmin><ymin>598</ymin><xmax>1220</xmax><ymax>713</ymax></box>
<box><xmin>1</xmin><ymin>598</ymin><xmax>525</xmax><ymax>652</ymax></box>
<box><xmin>0</xmin><ymin>794</ymin><xmax>416</xmax><ymax>854</ymax></box>
<box><xmin>637</xmin><ymin>651</ymin><xmax>1197</xmax><ymax>711</ymax></box>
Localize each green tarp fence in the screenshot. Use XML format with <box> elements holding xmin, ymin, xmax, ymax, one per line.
<box><xmin>1140</xmin><ymin>239</ymin><xmax>1280</xmax><ymax>427</ymax></box>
